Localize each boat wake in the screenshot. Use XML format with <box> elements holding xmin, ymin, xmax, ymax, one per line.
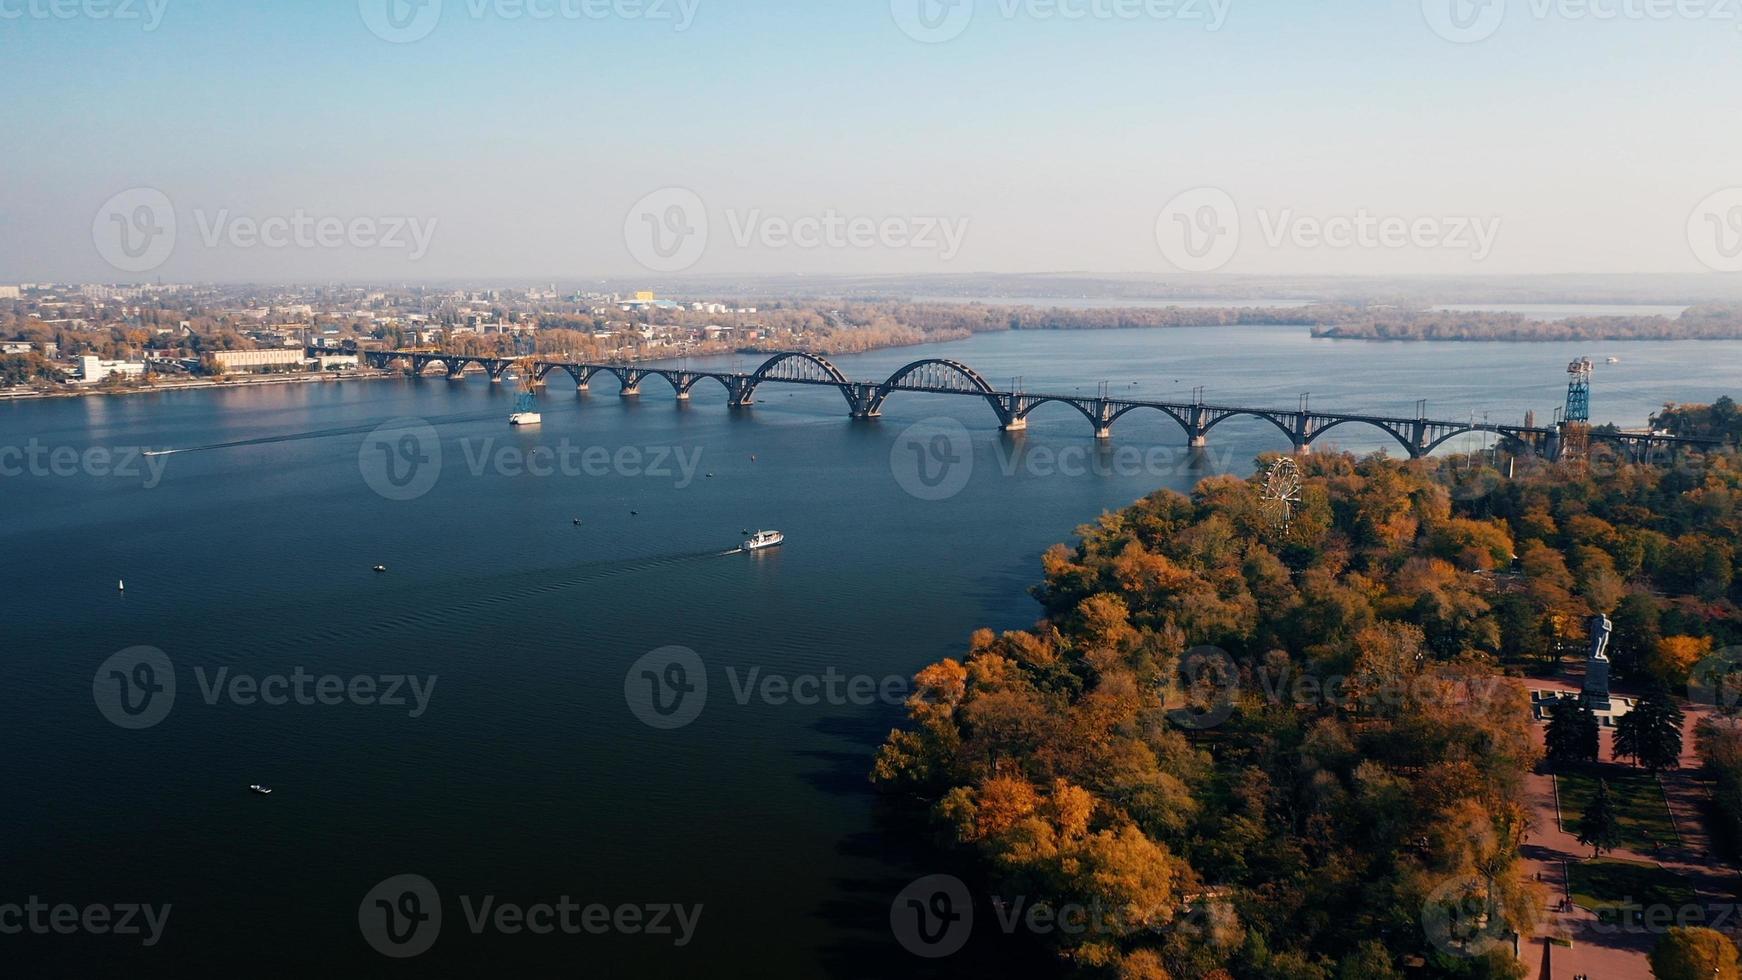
<box><xmin>145</xmin><ymin>410</ymin><xmax>498</xmax><ymax>456</ymax></box>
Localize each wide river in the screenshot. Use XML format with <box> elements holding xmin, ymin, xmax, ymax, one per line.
<box><xmin>4</xmin><ymin>326</ymin><xmax>1739</xmax><ymax>977</ymax></box>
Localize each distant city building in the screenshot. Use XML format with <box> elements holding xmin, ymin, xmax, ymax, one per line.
<box><xmin>0</xmin><ymin>286</ymin><xmax>20</xmax><ymax>300</ymax></box>
<box><xmin>1</xmin><ymin>342</ymin><xmax>32</xmax><ymax>354</ymax></box>
<box><xmin>315</xmin><ymin>353</ymin><xmax>359</xmax><ymax>370</ymax></box>
<box><xmin>77</xmin><ymin>355</ymin><xmax>146</xmax><ymax>384</ymax></box>
<box><xmin>211</xmin><ymin>349</ymin><xmax>307</xmax><ymax>372</ymax></box>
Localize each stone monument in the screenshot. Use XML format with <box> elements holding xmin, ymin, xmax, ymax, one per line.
<box><xmin>1583</xmin><ymin>613</ymin><xmax>1613</xmax><ymax>711</ymax></box>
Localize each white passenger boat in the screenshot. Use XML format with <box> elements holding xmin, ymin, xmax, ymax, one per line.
<box><xmin>741</xmin><ymin>530</ymin><xmax>784</xmax><ymax>552</ymax></box>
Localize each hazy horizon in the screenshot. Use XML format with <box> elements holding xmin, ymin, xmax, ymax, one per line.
<box><xmin>7</xmin><ymin>0</ymin><xmax>1742</xmax><ymax>283</ymax></box>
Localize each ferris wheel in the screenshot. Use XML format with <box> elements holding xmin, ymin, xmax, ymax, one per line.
<box><xmin>1260</xmin><ymin>457</ymin><xmax>1303</xmax><ymax>530</ymax></box>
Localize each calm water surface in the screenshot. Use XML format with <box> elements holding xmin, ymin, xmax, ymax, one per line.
<box><xmin>4</xmin><ymin>328</ymin><xmax>1739</xmax><ymax>977</ymax></box>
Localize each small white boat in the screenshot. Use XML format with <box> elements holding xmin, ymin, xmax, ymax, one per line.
<box><xmin>372</xmin><ymin>564</ymin><xmax>387</xmax><ymax>573</ymax></box>
<box><xmin>742</xmin><ymin>529</ymin><xmax>784</xmax><ymax>552</ymax></box>
<box><xmin>1606</xmin><ymin>356</ymin><xmax>1621</xmax><ymax>364</ymax></box>
<box><xmin>508</xmin><ymin>411</ymin><xmax>542</xmax><ymax>426</ymax></box>
<box><xmin>248</xmin><ymin>784</ymin><xmax>273</xmax><ymax>795</ymax></box>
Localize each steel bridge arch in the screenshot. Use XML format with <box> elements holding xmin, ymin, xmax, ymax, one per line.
<box><xmin>533</xmin><ymin>362</ymin><xmax>588</xmax><ymax>385</ymax></box>
<box><xmin>877</xmin><ymin>358</ymin><xmax>997</xmax><ymax>395</ymax></box>
<box><xmin>1200</xmin><ymin>409</ymin><xmax>1301</xmax><ymax>446</ymax></box>
<box><xmin>1012</xmin><ymin>396</ymin><xmax>1105</xmax><ymax>430</ymax></box>
<box><xmin>1303</xmin><ymin>417</ymin><xmax>1418</xmax><ymax>456</ymax></box>
<box><xmin>411</xmin><ymin>356</ymin><xmax>458</xmax><ymax>377</ymax></box>
<box><xmin>1106</xmin><ymin>403</ymin><xmax>1194</xmax><ymax>438</ymax></box>
<box><xmin>749</xmin><ymin>352</ymin><xmax>850</xmax><ymax>386</ymax></box>
<box><xmin>1417</xmin><ymin>426</ymin><xmax>1510</xmax><ymax>457</ymax></box>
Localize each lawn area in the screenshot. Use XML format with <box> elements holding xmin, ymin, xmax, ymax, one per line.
<box><xmin>1556</xmin><ymin>768</ymin><xmax>1681</xmax><ymax>852</ymax></box>
<box><xmin>1568</xmin><ymin>859</ymin><xmax>1697</xmax><ymax>925</ymax></box>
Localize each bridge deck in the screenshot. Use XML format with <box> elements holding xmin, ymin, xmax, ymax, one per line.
<box><xmin>346</xmin><ymin>348</ymin><xmax>1721</xmax><ymax>455</ymax></box>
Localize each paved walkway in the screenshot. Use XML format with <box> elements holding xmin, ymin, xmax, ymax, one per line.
<box><xmin>1519</xmin><ymin>674</ymin><xmax>1740</xmax><ymax>979</ymax></box>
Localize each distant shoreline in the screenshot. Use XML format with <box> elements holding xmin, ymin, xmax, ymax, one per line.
<box><xmin>0</xmin><ymin>370</ymin><xmax>400</xmax><ymax>401</ymax></box>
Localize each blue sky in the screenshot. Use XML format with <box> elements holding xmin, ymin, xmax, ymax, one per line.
<box><xmin>3</xmin><ymin>0</ymin><xmax>1740</xmax><ymax>281</ymax></box>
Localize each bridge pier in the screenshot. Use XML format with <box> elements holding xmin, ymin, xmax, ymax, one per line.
<box><xmin>724</xmin><ymin>374</ymin><xmax>754</xmax><ymax>408</ymax></box>
<box><xmin>1291</xmin><ymin>411</ymin><xmax>1314</xmax><ymax>454</ymax></box>
<box><xmin>1187</xmin><ymin>405</ymin><xmax>1212</xmax><ymax>449</ymax></box>
<box><xmin>1088</xmin><ymin>399</ymin><xmax>1116</xmax><ymax>440</ymax></box>
<box><xmin>846</xmin><ymin>382</ymin><xmax>883</xmax><ymax>419</ymax></box>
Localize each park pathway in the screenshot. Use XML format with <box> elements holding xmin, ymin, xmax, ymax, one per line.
<box><xmin>1519</xmin><ymin>677</ymin><xmax>1738</xmax><ymax>979</ymax></box>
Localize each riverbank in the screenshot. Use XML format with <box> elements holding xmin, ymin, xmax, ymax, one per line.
<box><xmin>0</xmin><ymin>369</ymin><xmax>402</xmax><ymax>401</ymax></box>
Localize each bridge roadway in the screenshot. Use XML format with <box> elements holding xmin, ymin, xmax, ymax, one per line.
<box><xmin>341</xmin><ymin>347</ymin><xmax>1720</xmax><ymax>461</ymax></box>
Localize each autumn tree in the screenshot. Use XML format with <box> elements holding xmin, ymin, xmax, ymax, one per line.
<box><xmin>1650</xmin><ymin>926</ymin><xmax>1742</xmax><ymax>980</ymax></box>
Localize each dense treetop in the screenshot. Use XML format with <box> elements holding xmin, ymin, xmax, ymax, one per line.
<box><xmin>876</xmin><ymin>443</ymin><xmax>1740</xmax><ymax>978</ymax></box>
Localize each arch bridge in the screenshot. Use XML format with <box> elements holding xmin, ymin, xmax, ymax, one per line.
<box><xmin>349</xmin><ymin>348</ymin><xmax>1724</xmax><ymax>460</ymax></box>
